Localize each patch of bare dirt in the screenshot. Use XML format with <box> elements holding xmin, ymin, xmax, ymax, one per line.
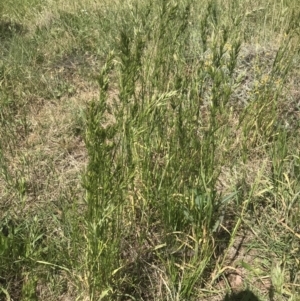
<box><xmin>208</xmin><ymin>229</ymin><xmax>274</xmax><ymax>301</ymax></box>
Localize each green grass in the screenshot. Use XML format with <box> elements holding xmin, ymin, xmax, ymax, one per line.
<box><xmin>0</xmin><ymin>0</ymin><xmax>300</xmax><ymax>300</ymax></box>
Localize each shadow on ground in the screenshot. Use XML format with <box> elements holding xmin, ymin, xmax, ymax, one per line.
<box><xmin>224</xmin><ymin>290</ymin><xmax>260</xmax><ymax>301</ymax></box>
<box><xmin>0</xmin><ymin>20</ymin><xmax>26</xmax><ymax>40</ymax></box>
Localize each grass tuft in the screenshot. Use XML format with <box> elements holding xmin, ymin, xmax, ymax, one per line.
<box><xmin>0</xmin><ymin>0</ymin><xmax>299</xmax><ymax>300</ymax></box>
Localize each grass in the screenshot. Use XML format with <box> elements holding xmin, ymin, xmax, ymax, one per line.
<box><xmin>0</xmin><ymin>0</ymin><xmax>300</xmax><ymax>300</ymax></box>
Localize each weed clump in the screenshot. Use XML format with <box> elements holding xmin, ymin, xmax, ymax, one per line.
<box><xmin>0</xmin><ymin>0</ymin><xmax>299</xmax><ymax>300</ymax></box>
